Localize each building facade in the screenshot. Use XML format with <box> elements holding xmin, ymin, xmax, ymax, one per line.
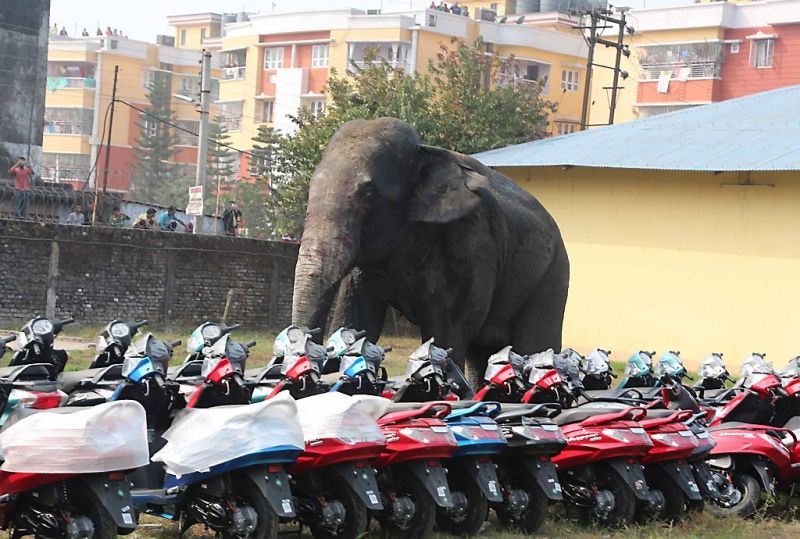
<box><xmin>168</xmin><ymin>7</ymin><xmax>589</xmax><ymax>180</ymax></box>
<box><xmin>42</xmin><ymin>34</ymin><xmax>218</xmax><ymax>192</ymax></box>
<box><xmin>588</xmin><ymin>0</ymin><xmax>800</xmax><ymax>124</ymax></box>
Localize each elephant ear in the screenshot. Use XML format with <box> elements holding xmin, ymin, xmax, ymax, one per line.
<box><xmin>409</xmin><ymin>145</ymin><xmax>488</xmax><ymax>224</ymax></box>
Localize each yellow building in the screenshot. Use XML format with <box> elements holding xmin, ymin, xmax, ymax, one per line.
<box><xmin>474</xmin><ymin>86</ymin><xmax>800</xmax><ymax>371</ymax></box>
<box><xmin>43</xmin><ymin>34</ymin><xmax>218</xmax><ymax>192</ymax></box>
<box><xmin>167</xmin><ymin>7</ymin><xmax>588</xmax><ymax>178</ymax></box>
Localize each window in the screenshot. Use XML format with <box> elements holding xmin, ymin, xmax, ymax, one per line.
<box><xmin>143</xmin><ymin>118</ymin><xmax>158</xmax><ymax>137</ymax></box>
<box><xmin>44</xmin><ymin>108</ymin><xmax>94</xmax><ymax>135</ymax></box>
<box><xmin>258</xmin><ymin>100</ymin><xmax>274</xmax><ymax>123</ymax></box>
<box><xmin>751</xmin><ymin>39</ymin><xmax>774</xmax><ymax>68</ymax></box>
<box><xmin>201</xmin><ymin>28</ymin><xmax>207</xmax><ymax>42</ymax></box>
<box><xmin>555</xmin><ymin>122</ymin><xmax>579</xmax><ymax>136</ymax></box>
<box><xmin>219</xmin><ymin>101</ymin><xmax>243</xmax><ymax>132</ymax></box>
<box><xmin>175</xmin><ymin>119</ymin><xmax>199</xmax><ymax>146</ymax></box>
<box><xmin>180</xmin><ymin>29</ymin><xmax>187</xmax><ymax>46</ymax></box>
<box><xmin>560</xmin><ymin>69</ymin><xmax>579</xmax><ymax>92</ymax></box>
<box><xmin>311</xmin><ymin>45</ymin><xmax>329</xmax><ymax>68</ymax></box>
<box><xmin>142</xmin><ymin>70</ymin><xmax>156</xmax><ymax>89</ymax></box>
<box><xmin>176</xmin><ymin>76</ymin><xmax>196</xmax><ymax>97</ymax></box>
<box><xmin>263</xmin><ymin>47</ymin><xmax>284</xmax><ymax>69</ymax></box>
<box><xmin>310</xmin><ymin>100</ymin><xmax>326</xmax><ymax>118</ymax></box>
<box><xmin>730</xmin><ymin>42</ymin><xmax>739</xmax><ymax>54</ymax></box>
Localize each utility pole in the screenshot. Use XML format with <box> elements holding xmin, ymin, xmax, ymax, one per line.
<box><xmin>195</xmin><ymin>49</ymin><xmax>212</xmax><ymax>233</ymax></box>
<box><xmin>579</xmin><ymin>14</ymin><xmax>596</xmax><ymax>131</ymax></box>
<box><xmin>93</xmin><ymin>64</ymin><xmax>118</xmax><ymax>224</ymax></box>
<box><xmin>577</xmin><ymin>8</ymin><xmax>632</xmax><ymax>130</ymax></box>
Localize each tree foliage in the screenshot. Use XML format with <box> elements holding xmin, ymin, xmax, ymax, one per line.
<box><xmin>262</xmin><ymin>38</ymin><xmax>553</xmax><ymax>237</ymax></box>
<box><xmin>206</xmin><ymin>114</ymin><xmax>235</xmax><ymax>215</ymax></box>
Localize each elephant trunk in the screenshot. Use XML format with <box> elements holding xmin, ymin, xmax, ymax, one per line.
<box><xmin>291</xmin><ymin>195</ymin><xmax>359</xmax><ymax>332</ymax></box>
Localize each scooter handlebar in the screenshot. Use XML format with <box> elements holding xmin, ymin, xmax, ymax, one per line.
<box><xmin>222</xmin><ymin>323</ymin><xmax>241</xmax><ymax>333</ymax></box>
<box><xmin>57</xmin><ymin>318</ymin><xmax>75</xmax><ymax>327</ymax></box>
<box><xmin>383</xmin><ymin>345</ymin><xmax>393</xmax><ymax>353</ymax></box>
<box><xmin>309</xmin><ymin>327</ymin><xmax>322</xmax><ymax>336</ymax></box>
<box><xmin>245</xmin><ymin>340</ymin><xmax>256</xmax><ymax>349</ymax></box>
<box><xmin>354</xmin><ymin>330</ymin><xmax>367</xmax><ymax>340</ymax></box>
<box><xmin>1</xmin><ymin>335</ymin><xmax>16</xmax><ymax>345</ymax></box>
<box><xmin>133</xmin><ymin>320</ymin><xmax>149</xmax><ymax>329</ymax></box>
<box><xmin>170</xmin><ymin>339</ymin><xmax>182</xmax><ymax>348</ymax></box>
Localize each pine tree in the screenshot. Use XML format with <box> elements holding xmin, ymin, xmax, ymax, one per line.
<box><xmin>206</xmin><ymin>114</ymin><xmax>235</xmax><ymax>216</ymax></box>
<box><xmin>249</xmin><ymin>125</ymin><xmax>281</xmax><ymax>179</ymax></box>
<box><xmin>130</xmin><ymin>73</ymin><xmax>190</xmax><ymax>206</ymax></box>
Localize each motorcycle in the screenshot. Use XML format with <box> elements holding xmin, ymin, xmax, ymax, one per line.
<box><xmin>473</xmin><ymin>346</ymin><xmax>530</xmax><ymax>403</ymax></box>
<box><xmin>184</xmin><ymin>333</ymin><xmax>256</xmax><ymax>409</ymax></box>
<box><xmin>169</xmin><ymin>321</ymin><xmax>243</xmax><ymax>399</ymax></box>
<box><xmin>616</xmin><ymin>350</ymin><xmax>657</xmax><ymax>390</ymax></box>
<box><xmin>90</xmin><ymin>319</ymin><xmax>148</xmax><ymax>368</ymax></box>
<box><xmin>579</xmin><ymin>348</ymin><xmax>617</xmax><ymax>390</ymax></box>
<box><xmin>694</xmin><ymin>353</ymin><xmax>733</xmax><ymax>397</ymax></box>
<box><xmin>372</xmin><ymin>401</ymin><xmax>458</xmax><ymax>537</ymax></box>
<box><xmin>111</xmin><ymin>332</ymin><xmax>300</xmax><ymax>538</ymax></box>
<box><xmin>390</xmin><ymin>338</ymin><xmax>473</xmax><ymax>401</ymax></box>
<box><xmin>325</xmin><ymin>328</ymin><xmax>391</xmax><ymax>396</ymax></box>
<box><xmin>0</xmin><ymin>396</ymin><xmax>149</xmax><ymax>538</ymax></box>
<box><xmin>656</xmin><ymin>351</ymin><xmax>693</xmax><ymax>384</ymax></box>
<box><xmin>9</xmin><ymin>316</ymin><xmax>74</xmax><ymax>375</ymax></box>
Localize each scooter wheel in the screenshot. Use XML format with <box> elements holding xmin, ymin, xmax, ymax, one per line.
<box><xmin>69</xmin><ymin>483</ymin><xmax>117</xmax><ymax>539</ymax></box>
<box><xmin>380</xmin><ymin>472</ymin><xmax>436</xmax><ymax>538</ymax></box>
<box><xmin>495</xmin><ymin>479</ymin><xmax>547</xmax><ymax>534</ymax></box>
<box><xmin>708</xmin><ymin>472</ymin><xmax>762</xmax><ymax>518</ymax></box>
<box><xmin>223</xmin><ymin>477</ymin><xmax>278</xmax><ymax>539</ymax></box>
<box><xmin>435</xmin><ymin>468</ymin><xmax>488</xmax><ymax>536</ymax></box>
<box><xmin>583</xmin><ymin>465</ymin><xmax>636</xmax><ymax>528</ymax></box>
<box><xmin>641</xmin><ymin>469</ymin><xmax>688</xmax><ymax>523</ymax></box>
<box><xmin>310</xmin><ymin>481</ymin><xmax>368</xmax><ymax>539</ymax></box>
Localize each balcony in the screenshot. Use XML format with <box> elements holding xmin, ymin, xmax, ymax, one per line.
<box><xmin>44</xmin><ymin>108</ymin><xmax>94</xmax><ymax>136</ymax></box>
<box><xmin>496</xmin><ymin>60</ymin><xmax>551</xmax><ymax>95</ymax></box>
<box><xmin>638</xmin><ymin>42</ymin><xmax>723</xmax><ymax>80</ymax></box>
<box><xmin>46</xmin><ymin>76</ymin><xmax>96</xmax><ymax>91</ymax></box>
<box><xmin>347</xmin><ymin>42</ymin><xmax>410</xmax><ymax>73</ymax></box>
<box><xmin>222</xmin><ymin>66</ymin><xmax>246</xmax><ymax>81</ymax></box>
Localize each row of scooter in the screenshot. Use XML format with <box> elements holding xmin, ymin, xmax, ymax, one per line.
<box><xmin>0</xmin><ymin>317</ymin><xmax>796</xmax><ymax>538</ymax></box>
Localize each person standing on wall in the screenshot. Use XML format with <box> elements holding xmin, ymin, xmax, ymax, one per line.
<box><xmin>9</xmin><ymin>157</ymin><xmax>33</xmax><ymax>220</ymax></box>
<box><xmin>222</xmin><ymin>200</ymin><xmax>242</xmax><ymax>237</ymax></box>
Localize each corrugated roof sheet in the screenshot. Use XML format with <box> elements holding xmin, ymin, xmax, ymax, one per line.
<box><xmin>473</xmin><ymin>85</ymin><xmax>800</xmax><ymax>171</ymax></box>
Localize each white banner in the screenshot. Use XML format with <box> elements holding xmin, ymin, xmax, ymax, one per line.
<box><xmin>186</xmin><ymin>185</ymin><xmax>203</xmax><ymax>216</ymax></box>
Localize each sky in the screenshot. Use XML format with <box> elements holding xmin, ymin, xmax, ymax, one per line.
<box><xmin>50</xmin><ymin>0</ymin><xmax>693</xmax><ymax>41</ymax></box>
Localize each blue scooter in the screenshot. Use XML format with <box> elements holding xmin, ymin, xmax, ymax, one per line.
<box><xmin>110</xmin><ymin>332</ymin><xmax>302</xmax><ymax>538</ymax></box>
<box><xmin>616</xmin><ymin>350</ymin><xmax>657</xmax><ymax>390</ymax></box>
<box><xmin>438</xmin><ymin>401</ymin><xmax>507</xmax><ymax>535</ymax></box>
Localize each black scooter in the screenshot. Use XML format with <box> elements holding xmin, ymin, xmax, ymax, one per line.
<box><xmin>90</xmin><ymin>319</ymin><xmax>148</xmax><ymax>368</ymax></box>
<box><xmin>9</xmin><ymin>315</ymin><xmax>74</xmax><ymax>375</ymax></box>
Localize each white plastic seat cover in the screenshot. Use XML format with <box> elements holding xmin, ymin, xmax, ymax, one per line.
<box><xmin>0</xmin><ymin>400</ymin><xmax>150</xmax><ymax>473</ymax></box>
<box><xmin>296</xmin><ymin>392</ymin><xmax>389</xmax><ymax>444</ymax></box>
<box><xmin>152</xmin><ymin>392</ymin><xmax>304</xmax><ymax>477</ymax></box>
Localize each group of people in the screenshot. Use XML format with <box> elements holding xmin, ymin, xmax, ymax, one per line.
<box><xmin>50</xmin><ymin>23</ymin><xmax>126</xmax><ymax>38</ymax></box>
<box><xmin>430</xmin><ymin>1</ymin><xmax>470</xmax><ymax>16</ymax></box>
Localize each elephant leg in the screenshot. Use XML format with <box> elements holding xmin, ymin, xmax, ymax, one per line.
<box><xmin>336</xmin><ymin>269</ymin><xmax>388</xmax><ymax>343</ymax></box>
<box><xmin>511</xmin><ymin>248</ymin><xmax>569</xmax><ymax>354</ymax></box>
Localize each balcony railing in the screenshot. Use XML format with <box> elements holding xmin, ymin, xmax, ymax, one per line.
<box><xmin>222</xmin><ymin>66</ymin><xmax>246</xmax><ymax>81</ymax></box>
<box><xmin>44</xmin><ymin>122</ymin><xmax>92</xmax><ymax>135</ymax></box>
<box><xmin>46</xmin><ymin>76</ymin><xmax>96</xmax><ymax>90</ymax></box>
<box><xmin>496</xmin><ymin>74</ymin><xmax>542</xmax><ymax>89</ymax></box>
<box><xmin>221</xmin><ymin>117</ymin><xmax>242</xmax><ymax>132</ymax></box>
<box><xmin>348</xmin><ymin>60</ymin><xmax>409</xmax><ymax>73</ymax></box>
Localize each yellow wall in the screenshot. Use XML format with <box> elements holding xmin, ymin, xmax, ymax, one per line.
<box><xmin>501</xmin><ymin>165</ymin><xmax>800</xmax><ymax>371</ymax></box>
<box><xmin>589</xmin><ymin>27</ymin><xmax>724</xmax><ymax>126</ymax></box>
<box><xmin>215</xmin><ymin>34</ymin><xmax>260</xmax><ymax>150</ymax></box>
<box><xmin>460</xmin><ymin>0</ymin><xmax>515</xmax><ymax>16</ymax></box>
<box><xmin>175</xmin><ymin>23</ymin><xmax>213</xmax><ymax>49</ymax></box>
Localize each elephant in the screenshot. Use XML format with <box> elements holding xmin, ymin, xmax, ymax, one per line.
<box><xmin>292</xmin><ymin>117</ymin><xmax>569</xmax><ymax>385</ymax></box>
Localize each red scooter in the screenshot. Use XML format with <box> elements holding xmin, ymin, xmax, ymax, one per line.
<box><xmin>705</xmin><ymin>367</ymin><xmax>800</xmax><ymax>517</ymax></box>
<box><xmin>372</xmin><ymin>401</ymin><xmax>458</xmax><ymax>537</ymax></box>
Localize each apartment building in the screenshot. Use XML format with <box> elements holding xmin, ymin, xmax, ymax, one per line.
<box><xmin>169</xmin><ymin>7</ymin><xmax>588</xmax><ymax>180</ymax></box>
<box><xmin>588</xmin><ymin>0</ymin><xmax>800</xmax><ymax>123</ymax></box>
<box><xmin>43</xmin><ymin>34</ymin><xmax>217</xmax><ymax>192</ymax></box>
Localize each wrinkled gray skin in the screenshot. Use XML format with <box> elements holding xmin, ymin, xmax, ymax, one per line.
<box><xmin>292</xmin><ymin>117</ymin><xmax>569</xmax><ymax>386</ymax></box>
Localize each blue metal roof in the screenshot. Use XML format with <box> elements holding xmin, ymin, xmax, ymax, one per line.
<box><xmin>473</xmin><ymin>85</ymin><xmax>800</xmax><ymax>171</ymax></box>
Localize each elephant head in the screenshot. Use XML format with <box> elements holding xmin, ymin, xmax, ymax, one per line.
<box><xmin>292</xmin><ymin>117</ymin><xmax>487</xmax><ymax>330</ymax></box>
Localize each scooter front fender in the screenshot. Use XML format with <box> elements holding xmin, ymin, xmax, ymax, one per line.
<box><xmin>605</xmin><ymin>458</ymin><xmax>652</xmax><ymax>501</ymax></box>
<box><xmin>81</xmin><ymin>475</ymin><xmax>137</xmax><ymax>532</ymax></box>
<box><xmin>333</xmin><ymin>462</ymin><xmax>383</xmax><ymax>510</ymax></box>
<box><xmin>651</xmin><ymin>461</ymin><xmax>702</xmax><ymax>501</ymax></box>
<box><xmin>523</xmin><ymin>459</ymin><xmax>563</xmax><ymax>501</ymax></box>
<box><xmin>692</xmin><ymin>460</ymin><xmax>725</xmax><ymax>500</ymax></box>
<box><xmin>406</xmin><ymin>460</ymin><xmax>454</xmax><ymax>508</ymax></box>
<box><xmin>239</xmin><ymin>467</ymin><xmax>295</xmax><ymax>518</ymax></box>
<box><xmin>452</xmin><ymin>457</ymin><xmax>503</xmax><ymax>502</ymax></box>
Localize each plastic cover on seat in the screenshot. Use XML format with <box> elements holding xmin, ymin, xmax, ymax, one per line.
<box><xmin>296</xmin><ymin>392</ymin><xmax>389</xmax><ymax>444</ymax></box>
<box><xmin>152</xmin><ymin>392</ymin><xmax>304</xmax><ymax>477</ymax></box>
<box><xmin>0</xmin><ymin>400</ymin><xmax>149</xmax><ymax>473</ymax></box>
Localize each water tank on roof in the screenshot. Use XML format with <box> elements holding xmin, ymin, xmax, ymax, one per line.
<box><xmin>539</xmin><ymin>0</ymin><xmax>607</xmax><ymax>12</ymax></box>
<box><xmin>515</xmin><ymin>0</ymin><xmax>541</xmax><ymax>14</ymax></box>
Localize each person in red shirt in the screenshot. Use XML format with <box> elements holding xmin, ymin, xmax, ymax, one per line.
<box><xmin>9</xmin><ymin>157</ymin><xmax>34</xmax><ymax>219</ymax></box>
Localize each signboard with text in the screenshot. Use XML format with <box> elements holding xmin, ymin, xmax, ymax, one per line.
<box><xmin>186</xmin><ymin>185</ymin><xmax>203</xmax><ymax>216</ymax></box>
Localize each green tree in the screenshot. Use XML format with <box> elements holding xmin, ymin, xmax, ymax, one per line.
<box><xmin>266</xmin><ymin>39</ymin><xmax>553</xmax><ymax>236</ymax></box>
<box><xmin>130</xmin><ymin>74</ymin><xmax>190</xmax><ymax>206</ymax></box>
<box><xmin>206</xmin><ymin>114</ymin><xmax>235</xmax><ymax>216</ymax></box>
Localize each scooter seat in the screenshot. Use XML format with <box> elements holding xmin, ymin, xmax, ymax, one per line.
<box><xmin>554</xmin><ymin>403</ymin><xmax>628</xmax><ymax>426</ymax></box>
<box><xmin>0</xmin><ymin>364</ymin><xmax>56</xmax><ymax>382</ymax></box>
<box><xmin>59</xmin><ymin>368</ymin><xmax>104</xmax><ymax>393</ymax></box>
<box><xmin>709</xmin><ymin>421</ymin><xmax>760</xmax><ymax>432</ymax></box>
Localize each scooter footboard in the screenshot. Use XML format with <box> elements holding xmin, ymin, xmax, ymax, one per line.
<box><xmin>605</xmin><ymin>459</ymin><xmax>652</xmax><ymax>501</ymax></box>
<box><xmin>333</xmin><ymin>462</ymin><xmax>383</xmax><ymax>510</ymax></box>
<box><xmin>238</xmin><ymin>467</ymin><xmax>296</xmax><ymax>518</ymax></box>
<box><xmin>406</xmin><ymin>460</ymin><xmax>454</xmax><ymax>508</ymax></box>
<box><xmin>81</xmin><ymin>475</ymin><xmax>137</xmax><ymax>532</ymax></box>
<box><xmin>522</xmin><ymin>459</ymin><xmax>563</xmax><ymax>501</ymax></box>
<box><xmin>651</xmin><ymin>461</ymin><xmax>702</xmax><ymax>501</ymax></box>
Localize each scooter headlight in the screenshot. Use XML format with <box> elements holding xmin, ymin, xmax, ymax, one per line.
<box><xmin>109</xmin><ymin>322</ymin><xmax>130</xmax><ymax>338</ymax></box>
<box><xmin>31</xmin><ymin>319</ymin><xmax>53</xmax><ymax>335</ymax></box>
<box><xmin>601</xmin><ymin>427</ymin><xmax>652</xmax><ymax>446</ymax></box>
